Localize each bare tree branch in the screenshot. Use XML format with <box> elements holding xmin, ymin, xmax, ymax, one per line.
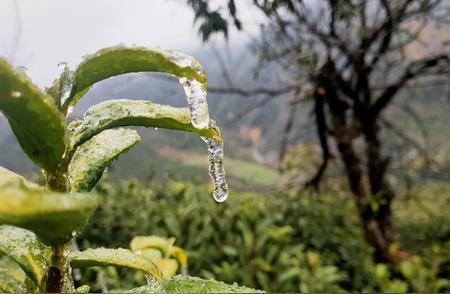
<box><xmin>371</xmin><ymin>55</ymin><xmax>449</xmax><ymax>116</ymax></box>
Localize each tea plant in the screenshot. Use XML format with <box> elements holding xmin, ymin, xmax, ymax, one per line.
<box><xmin>0</xmin><ymin>46</ymin><xmax>257</xmax><ymax>293</ymax></box>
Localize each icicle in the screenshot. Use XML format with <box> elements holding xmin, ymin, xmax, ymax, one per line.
<box><xmin>202</xmin><ymin>130</ymin><xmax>229</xmax><ymax>202</ymax></box>
<box><xmin>167</xmin><ymin>51</ymin><xmax>209</xmax><ymax>129</ymax></box>
<box><xmin>170</xmin><ymin>51</ymin><xmax>228</xmax><ymax>201</ymax></box>
<box><xmin>179</xmin><ymin>78</ymin><xmax>210</xmax><ymax>129</ymax></box>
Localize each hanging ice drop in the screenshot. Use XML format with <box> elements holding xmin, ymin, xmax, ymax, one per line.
<box><xmin>202</xmin><ymin>134</ymin><xmax>229</xmax><ymax>202</ymax></box>
<box><xmin>180</xmin><ymin>78</ymin><xmax>210</xmax><ymax>129</ymax></box>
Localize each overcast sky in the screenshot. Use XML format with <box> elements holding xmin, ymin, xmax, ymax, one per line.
<box><xmin>0</xmin><ymin>0</ymin><xmax>261</xmax><ymax>87</ymax></box>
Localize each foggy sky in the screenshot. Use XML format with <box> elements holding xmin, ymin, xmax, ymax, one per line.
<box><xmin>0</xmin><ymin>0</ymin><xmax>260</xmax><ymax>88</ymax></box>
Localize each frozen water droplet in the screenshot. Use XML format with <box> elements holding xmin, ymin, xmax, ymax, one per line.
<box><xmin>202</xmin><ymin>135</ymin><xmax>228</xmax><ymax>202</ymax></box>
<box><xmin>11</xmin><ymin>91</ymin><xmax>22</xmax><ymax>98</ymax></box>
<box><xmin>180</xmin><ymin>78</ymin><xmax>209</xmax><ymax>129</ymax></box>
<box><xmin>66</xmin><ymin>105</ymin><xmax>74</xmax><ymax>116</ymax></box>
<box><xmin>57</xmin><ymin>61</ymin><xmax>73</xmax><ymax>111</ymax></box>
<box><xmin>145</xmin><ymin>275</ymin><xmax>155</xmax><ymax>285</ymax></box>
<box><xmin>16</xmin><ymin>66</ymin><xmax>28</xmax><ymax>74</ymax></box>
<box><xmin>181</xmin><ymin>266</ymin><xmax>188</xmax><ymax>276</ymax></box>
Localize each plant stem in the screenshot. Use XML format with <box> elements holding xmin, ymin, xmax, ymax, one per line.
<box><xmin>47</xmin><ymin>243</ymin><xmax>67</xmax><ymax>293</ymax></box>
<box><xmin>46</xmin><ymin>171</ymin><xmax>69</xmax><ymax>192</ymax></box>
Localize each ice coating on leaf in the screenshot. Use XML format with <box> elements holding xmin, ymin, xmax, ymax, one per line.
<box><xmin>201</xmin><ymin>124</ymin><xmax>228</xmax><ymax>202</ymax></box>
<box><xmin>57</xmin><ymin>62</ymin><xmax>74</xmax><ymax>113</ymax></box>
<box><xmin>180</xmin><ymin>78</ymin><xmax>210</xmax><ymax>129</ymax></box>
<box><xmin>146</xmin><ymin>275</ymin><xmax>156</xmax><ymax>286</ymax></box>
<box><xmin>0</xmin><ymin>225</ymin><xmax>51</xmax><ymax>286</ymax></box>
<box><xmin>167</xmin><ymin>50</ymin><xmax>209</xmax><ymax>129</ymax></box>
<box><xmin>127</xmin><ymin>276</ymin><xmax>264</xmax><ymax>293</ymax></box>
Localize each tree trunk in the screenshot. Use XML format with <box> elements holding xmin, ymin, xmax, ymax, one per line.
<box><xmin>361</xmin><ymin>118</ymin><xmax>408</xmax><ymax>263</ymax></box>
<box><xmin>328</xmin><ymin>100</ymin><xmax>401</xmax><ymax>263</ymax></box>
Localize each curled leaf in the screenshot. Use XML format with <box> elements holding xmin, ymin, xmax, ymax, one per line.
<box><xmin>130</xmin><ymin>236</ymin><xmax>175</xmax><ymax>258</ymax></box>
<box><xmin>63</xmin><ymin>46</ymin><xmax>206</xmax><ymax>111</ymax></box>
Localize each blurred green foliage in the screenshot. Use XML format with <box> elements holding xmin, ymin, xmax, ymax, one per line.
<box><xmin>78</xmin><ymin>179</ymin><xmax>450</xmax><ymax>292</ymax></box>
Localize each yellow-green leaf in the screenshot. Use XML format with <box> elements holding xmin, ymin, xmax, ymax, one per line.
<box><xmin>69</xmin><ymin>248</ymin><xmax>163</xmax><ymax>280</ymax></box>
<box><xmin>75</xmin><ymin>285</ymin><xmax>91</xmax><ymax>293</ymax></box>
<box><xmin>0</xmin><ymin>187</ymin><xmax>98</xmax><ymax>245</ymax></box>
<box><xmin>68</xmin><ymin>99</ymin><xmax>220</xmax><ymax>149</ymax></box>
<box><xmin>0</xmin><ymin>166</ymin><xmax>44</xmax><ymax>192</ymax></box>
<box><xmin>69</xmin><ymin>129</ymin><xmax>141</xmax><ymax>192</ymax></box>
<box><xmin>171</xmin><ymin>246</ymin><xmax>188</xmax><ymax>269</ymax></box>
<box><xmin>0</xmin><ymin>225</ymin><xmax>51</xmax><ymax>286</ymax></box>
<box><xmin>0</xmin><ymin>59</ymin><xmax>66</xmax><ymax>173</ymax></box>
<box><xmin>130</xmin><ymin>236</ymin><xmax>175</xmax><ymax>258</ymax></box>
<box><xmin>156</xmin><ymin>259</ymin><xmax>178</xmax><ymax>278</ymax></box>
<box><xmin>139</xmin><ymin>248</ymin><xmax>163</xmax><ymax>263</ymax></box>
<box><xmin>62</xmin><ymin>45</ymin><xmax>206</xmax><ymax>111</ymax></box>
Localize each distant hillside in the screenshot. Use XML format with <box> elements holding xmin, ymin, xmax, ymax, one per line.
<box><xmin>1</xmin><ymin>46</ymin><xmax>449</xmax><ymax>182</ymax></box>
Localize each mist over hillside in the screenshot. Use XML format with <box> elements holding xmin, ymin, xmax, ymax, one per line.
<box><xmin>1</xmin><ymin>44</ymin><xmax>448</xmax><ymax>181</ymax></box>
<box><xmin>0</xmin><ymin>45</ymin><xmax>310</xmax><ymax>179</ymax></box>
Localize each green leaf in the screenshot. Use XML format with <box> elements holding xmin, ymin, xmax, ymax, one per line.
<box><xmin>127</xmin><ymin>276</ymin><xmax>264</xmax><ymax>293</ymax></box>
<box><xmin>0</xmin><ymin>59</ymin><xmax>66</xmax><ymax>173</ymax></box>
<box><xmin>0</xmin><ymin>187</ymin><xmax>98</xmax><ymax>245</ymax></box>
<box><xmin>0</xmin><ymin>270</ymin><xmax>23</xmax><ymax>293</ymax></box>
<box><xmin>69</xmin><ymin>248</ymin><xmax>163</xmax><ymax>280</ymax></box>
<box><xmin>69</xmin><ymin>129</ymin><xmax>141</xmax><ymax>192</ymax></box>
<box><xmin>0</xmin><ymin>256</ymin><xmax>31</xmax><ymax>293</ymax></box>
<box><xmin>0</xmin><ymin>225</ymin><xmax>51</xmax><ymax>286</ymax></box>
<box><xmin>68</xmin><ymin>99</ymin><xmax>221</xmax><ymax>149</ymax></box>
<box><xmin>63</xmin><ymin>45</ymin><xmax>206</xmax><ymax>111</ymax></box>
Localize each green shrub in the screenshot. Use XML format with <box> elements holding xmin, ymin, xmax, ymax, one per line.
<box><xmin>79</xmin><ymin>179</ymin><xmax>450</xmax><ymax>292</ymax></box>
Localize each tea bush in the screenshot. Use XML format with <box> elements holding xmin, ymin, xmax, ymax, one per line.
<box><xmin>79</xmin><ymin>179</ymin><xmax>450</xmax><ymax>292</ymax></box>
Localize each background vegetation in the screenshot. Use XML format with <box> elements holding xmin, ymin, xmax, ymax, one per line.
<box><xmin>76</xmin><ymin>177</ymin><xmax>450</xmax><ymax>292</ymax></box>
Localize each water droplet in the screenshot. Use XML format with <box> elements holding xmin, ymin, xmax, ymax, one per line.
<box><xmin>179</xmin><ymin>78</ymin><xmax>210</xmax><ymax>129</ymax></box>
<box><xmin>16</xmin><ymin>66</ymin><xmax>28</xmax><ymax>74</ymax></box>
<box><xmin>181</xmin><ymin>266</ymin><xmax>188</xmax><ymax>276</ymax></box>
<box><xmin>202</xmin><ymin>135</ymin><xmax>228</xmax><ymax>202</ymax></box>
<box><xmin>154</xmin><ymin>127</ymin><xmax>158</xmax><ymax>131</ymax></box>
<box><xmin>57</xmin><ymin>61</ymin><xmax>73</xmax><ymax>111</ymax></box>
<box><xmin>11</xmin><ymin>91</ymin><xmax>22</xmax><ymax>98</ymax></box>
<box><xmin>145</xmin><ymin>275</ymin><xmax>155</xmax><ymax>285</ymax></box>
<box><xmin>66</xmin><ymin>105</ymin><xmax>74</xmax><ymax>116</ymax></box>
